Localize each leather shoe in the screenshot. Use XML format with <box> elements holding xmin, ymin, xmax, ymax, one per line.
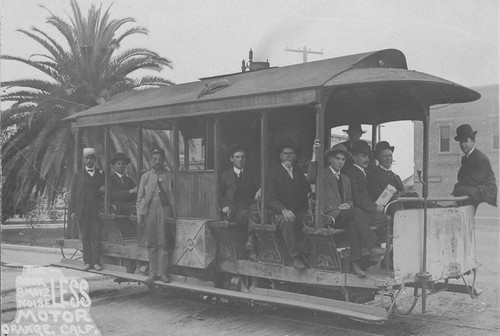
<box><xmin>83</xmin><ymin>264</ymin><xmax>92</xmax><ymax>271</ymax></box>
<box><xmin>369</xmin><ymin>246</ymin><xmax>387</xmax><ymax>262</ymax></box>
<box><xmin>292</xmin><ymin>256</ymin><xmax>306</xmax><ymax>269</ymax></box>
<box><xmin>160</xmin><ymin>275</ymin><xmax>171</xmax><ymax>283</ymax></box>
<box><xmin>351</xmin><ymin>261</ymin><xmax>366</xmax><ymax>277</ymax></box>
<box><xmin>93</xmin><ymin>264</ymin><xmax>103</xmax><ymax>271</ymax></box>
<box><xmin>145</xmin><ymin>274</ymin><xmax>157</xmax><ymax>283</ymax></box>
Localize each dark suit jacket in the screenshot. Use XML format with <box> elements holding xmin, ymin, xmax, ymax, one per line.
<box><xmin>368</xmin><ymin>165</ymin><xmax>404</xmax><ymax>202</ymax></box>
<box><xmin>220</xmin><ymin>168</ymin><xmax>259</xmax><ymax>211</ymax></box>
<box><xmin>266</xmin><ymin>163</ymin><xmax>311</xmax><ymax>213</ymax></box>
<box><xmin>307</xmin><ymin>162</ymin><xmax>353</xmax><ymax>218</ymax></box>
<box><xmin>453</xmin><ymin>148</ymin><xmax>497</xmax><ymax>206</ymax></box>
<box><xmin>343</xmin><ymin>164</ymin><xmax>377</xmax><ymax>214</ymax></box>
<box><xmin>109</xmin><ymin>172</ymin><xmax>136</xmax><ymax>215</ymax></box>
<box><xmin>69</xmin><ymin>169</ymin><xmax>105</xmax><ymax>220</ymax></box>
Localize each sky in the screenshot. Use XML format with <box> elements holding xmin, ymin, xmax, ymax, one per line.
<box><xmin>1</xmin><ymin>0</ymin><xmax>498</xmax><ymax>178</ymax></box>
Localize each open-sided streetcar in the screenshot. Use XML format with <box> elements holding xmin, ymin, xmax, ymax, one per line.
<box><xmin>55</xmin><ymin>49</ymin><xmax>482</xmax><ymax>323</ymax></box>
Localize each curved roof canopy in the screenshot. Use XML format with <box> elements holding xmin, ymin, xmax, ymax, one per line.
<box><xmin>66</xmin><ymin>49</ymin><xmax>480</xmax><ymax>128</ymax></box>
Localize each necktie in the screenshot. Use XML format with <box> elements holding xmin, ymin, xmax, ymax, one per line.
<box><xmin>285</xmin><ymin>167</ymin><xmax>293</xmax><ymax>179</ymax></box>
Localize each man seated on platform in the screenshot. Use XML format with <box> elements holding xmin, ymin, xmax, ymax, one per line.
<box><xmin>109</xmin><ymin>152</ymin><xmax>138</xmax><ymax>215</ymax></box>
<box><xmin>266</xmin><ymin>144</ymin><xmax>311</xmax><ymax>269</ymax></box>
<box><xmin>343</xmin><ymin>140</ymin><xmax>389</xmax><ymax>233</ymax></box>
<box><xmin>308</xmin><ymin>140</ymin><xmax>386</xmax><ymax>277</ymax></box>
<box><xmin>220</xmin><ymin>145</ymin><xmax>261</xmax><ymax>260</ymax></box>
<box><xmin>452</xmin><ymin>124</ymin><xmax>497</xmax><ymax>210</ymax></box>
<box><xmin>368</xmin><ymin>141</ymin><xmax>419</xmax><ymax>213</ymax></box>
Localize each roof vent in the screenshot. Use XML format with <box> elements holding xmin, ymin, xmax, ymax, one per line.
<box><xmin>241</xmin><ymin>49</ymin><xmax>270</xmax><ymax>72</ymax></box>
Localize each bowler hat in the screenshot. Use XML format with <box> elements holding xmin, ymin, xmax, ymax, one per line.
<box><xmin>454</xmin><ymin>124</ymin><xmax>477</xmax><ymax>141</ymax></box>
<box><xmin>325</xmin><ymin>143</ymin><xmax>352</xmax><ymax>159</ymax></box>
<box><xmin>110</xmin><ymin>152</ymin><xmax>130</xmax><ymax>165</ymax></box>
<box><xmin>83</xmin><ymin>147</ymin><xmax>96</xmax><ymax>156</ymax></box>
<box><xmin>351</xmin><ymin>140</ymin><xmax>371</xmax><ymax>155</ymax></box>
<box><xmin>343</xmin><ymin>124</ymin><xmax>366</xmax><ymax>134</ymax></box>
<box><xmin>151</xmin><ymin>147</ymin><xmax>165</xmax><ymax>156</ymax></box>
<box><xmin>374</xmin><ymin>141</ymin><xmax>395</xmax><ymax>155</ymax></box>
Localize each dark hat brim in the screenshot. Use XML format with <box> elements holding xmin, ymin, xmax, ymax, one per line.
<box><xmin>454</xmin><ymin>131</ymin><xmax>477</xmax><ymax>141</ymax></box>
<box><xmin>111</xmin><ymin>157</ymin><xmax>131</xmax><ymax>164</ymax></box>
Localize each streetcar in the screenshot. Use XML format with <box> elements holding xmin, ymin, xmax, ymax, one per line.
<box><xmin>55</xmin><ymin>49</ymin><xmax>481</xmax><ymax>323</ymax></box>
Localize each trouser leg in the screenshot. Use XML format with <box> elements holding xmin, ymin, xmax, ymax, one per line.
<box><xmin>336</xmin><ymin>208</ymin><xmax>376</xmax><ymax>260</ymax></box>
<box><xmin>157</xmin><ymin>206</ymin><xmax>172</xmax><ymax>276</ymax></box>
<box><xmin>145</xmin><ymin>210</ymin><xmax>158</xmax><ymax>276</ymax></box>
<box><xmin>90</xmin><ymin>216</ymin><xmax>102</xmax><ymax>265</ymax></box>
<box><xmin>78</xmin><ymin>217</ymin><xmax>91</xmax><ymax>265</ymax></box>
<box><xmin>277</xmin><ymin>214</ymin><xmax>298</xmax><ymax>257</ymax></box>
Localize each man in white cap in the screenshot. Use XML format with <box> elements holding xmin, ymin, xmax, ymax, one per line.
<box><xmin>69</xmin><ymin>147</ymin><xmax>105</xmax><ymax>271</ymax></box>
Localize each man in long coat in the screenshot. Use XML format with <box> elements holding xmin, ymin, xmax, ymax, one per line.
<box><xmin>266</xmin><ymin>144</ymin><xmax>311</xmax><ymax>269</ymax></box>
<box><xmin>452</xmin><ymin>124</ymin><xmax>497</xmax><ymax>209</ymax></box>
<box><xmin>137</xmin><ymin>147</ymin><xmax>175</xmax><ymax>283</ymax></box>
<box><xmin>69</xmin><ymin>147</ymin><xmax>105</xmax><ymax>271</ymax></box>
<box><xmin>109</xmin><ymin>152</ymin><xmax>137</xmax><ymax>215</ymax></box>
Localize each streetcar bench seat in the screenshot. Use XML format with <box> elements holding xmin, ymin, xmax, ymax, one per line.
<box><xmin>208</xmin><ymin>220</ymin><xmax>248</xmax><ymax>260</ymax></box>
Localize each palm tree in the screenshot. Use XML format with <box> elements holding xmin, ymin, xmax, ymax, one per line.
<box><xmin>1</xmin><ymin>0</ymin><xmax>174</xmax><ymax>218</ymax></box>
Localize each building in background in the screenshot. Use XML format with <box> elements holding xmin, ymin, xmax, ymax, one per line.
<box><xmin>414</xmin><ymin>84</ymin><xmax>499</xmax><ymax>215</ymax></box>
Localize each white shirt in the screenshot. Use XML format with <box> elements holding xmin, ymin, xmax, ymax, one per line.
<box><xmin>378</xmin><ymin>165</ymin><xmax>392</xmax><ymax>172</ymax></box>
<box><xmin>233</xmin><ymin>167</ymin><xmax>243</xmax><ymax>177</ymax></box>
<box><xmin>86</xmin><ymin>166</ymin><xmax>96</xmax><ymax>177</ymax></box>
<box><xmin>281</xmin><ymin>163</ymin><xmax>293</xmax><ymax>178</ymax></box>
<box><xmin>329</xmin><ymin>166</ymin><xmax>341</xmax><ymax>179</ymax></box>
<box><xmin>465</xmin><ymin>147</ymin><xmax>475</xmax><ymax>158</ymax></box>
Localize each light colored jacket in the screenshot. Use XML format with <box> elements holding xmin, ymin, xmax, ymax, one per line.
<box><xmin>136</xmin><ymin>168</ymin><xmax>176</xmax><ymax>217</ymax></box>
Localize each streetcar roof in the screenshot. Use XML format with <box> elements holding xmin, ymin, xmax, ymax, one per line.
<box><xmin>66</xmin><ymin>49</ymin><xmax>480</xmax><ymax>128</ymax></box>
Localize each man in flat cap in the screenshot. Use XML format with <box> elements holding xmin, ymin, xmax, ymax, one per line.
<box><xmin>308</xmin><ymin>140</ymin><xmax>386</xmax><ymax>277</ymax></box>
<box><xmin>137</xmin><ymin>147</ymin><xmax>175</xmax><ymax>283</ymax></box>
<box><xmin>452</xmin><ymin>124</ymin><xmax>497</xmax><ymax>209</ymax></box>
<box><xmin>69</xmin><ymin>147</ymin><xmax>105</xmax><ymax>271</ymax></box>
<box><xmin>109</xmin><ymin>152</ymin><xmax>137</xmax><ymax>216</ymax></box>
<box><xmin>266</xmin><ymin>143</ymin><xmax>311</xmax><ymax>269</ymax></box>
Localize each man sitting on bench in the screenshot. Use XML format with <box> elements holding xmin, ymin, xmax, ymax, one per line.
<box><xmin>220</xmin><ymin>145</ymin><xmax>261</xmax><ymax>260</ymax></box>
<box><xmin>308</xmin><ymin>140</ymin><xmax>386</xmax><ymax>277</ymax></box>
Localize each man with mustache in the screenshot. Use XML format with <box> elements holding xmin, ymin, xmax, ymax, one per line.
<box><xmin>266</xmin><ymin>144</ymin><xmax>311</xmax><ymax>269</ymax></box>
<box><xmin>137</xmin><ymin>147</ymin><xmax>175</xmax><ymax>283</ymax></box>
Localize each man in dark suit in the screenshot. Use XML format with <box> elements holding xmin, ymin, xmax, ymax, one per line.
<box><xmin>452</xmin><ymin>124</ymin><xmax>497</xmax><ymax>209</ymax></box>
<box><xmin>109</xmin><ymin>152</ymin><xmax>137</xmax><ymax>215</ymax></box>
<box><xmin>343</xmin><ymin>140</ymin><xmax>389</xmax><ymax>230</ymax></box>
<box><xmin>69</xmin><ymin>148</ymin><xmax>105</xmax><ymax>271</ymax></box>
<box><xmin>368</xmin><ymin>141</ymin><xmax>418</xmax><ymax>205</ymax></box>
<box><xmin>266</xmin><ymin>144</ymin><xmax>311</xmax><ymax>269</ymax></box>
<box><xmin>220</xmin><ymin>146</ymin><xmax>260</xmax><ymax>260</ymax></box>
<box><xmin>340</xmin><ymin>124</ymin><xmax>366</xmax><ymax>168</ymax></box>
<box><xmin>308</xmin><ymin>140</ymin><xmax>386</xmax><ymax>277</ymax></box>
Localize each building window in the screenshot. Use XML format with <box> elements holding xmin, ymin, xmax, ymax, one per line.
<box><xmin>439</xmin><ymin>124</ymin><xmax>451</xmax><ymax>152</ymax></box>
<box><xmin>494</xmin><ymin>122</ymin><xmax>499</xmax><ymax>150</ymax></box>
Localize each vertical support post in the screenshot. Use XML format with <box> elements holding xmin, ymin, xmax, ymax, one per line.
<box><xmin>104</xmin><ymin>127</ymin><xmax>111</xmax><ymax>214</ymax></box>
<box><xmin>260</xmin><ymin>112</ymin><xmax>269</xmax><ymax>224</ymax></box>
<box><xmin>420</xmin><ymin>107</ymin><xmax>431</xmax><ymax>313</ymax></box>
<box><xmin>173</xmin><ymin>121</ymin><xmax>179</xmax><ymax>212</ymax></box>
<box><xmin>371</xmin><ymin>124</ymin><xmax>378</xmax><ymax>165</ymax></box>
<box><xmin>315</xmin><ymin>92</ymin><xmax>326</xmax><ymax>228</ymax></box>
<box><xmin>137</xmin><ymin>124</ymin><xmax>143</xmax><ymax>181</ymax></box>
<box><xmin>214</xmin><ymin>117</ymin><xmax>221</xmax><ymax>218</ymax></box>
<box><xmin>183</xmin><ymin>136</ymin><xmax>190</xmax><ymax>170</ymax></box>
<box><xmin>76</xmin><ymin>128</ymin><xmax>83</xmax><ymax>171</ymax></box>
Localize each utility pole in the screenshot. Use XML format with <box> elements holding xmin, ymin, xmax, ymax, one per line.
<box><xmin>284</xmin><ymin>45</ymin><xmax>323</xmax><ymax>63</ymax></box>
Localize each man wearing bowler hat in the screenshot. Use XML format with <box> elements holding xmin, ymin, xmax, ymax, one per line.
<box><xmin>341</xmin><ymin>124</ymin><xmax>366</xmax><ymax>153</ymax></box>
<box><xmin>308</xmin><ymin>140</ymin><xmax>386</xmax><ymax>277</ymax></box>
<box><xmin>69</xmin><ymin>147</ymin><xmax>105</xmax><ymax>271</ymax></box>
<box><xmin>368</xmin><ymin>141</ymin><xmax>418</xmax><ymax>204</ymax></box>
<box><xmin>137</xmin><ymin>147</ymin><xmax>175</xmax><ymax>283</ymax></box>
<box><xmin>109</xmin><ymin>152</ymin><xmax>138</xmax><ymax>215</ymax></box>
<box><xmin>452</xmin><ymin>124</ymin><xmax>497</xmax><ymax>209</ymax></box>
<box><xmin>343</xmin><ymin>140</ymin><xmax>389</xmax><ymax>230</ymax></box>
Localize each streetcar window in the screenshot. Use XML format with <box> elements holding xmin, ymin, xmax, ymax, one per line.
<box><xmin>493</xmin><ymin>121</ymin><xmax>499</xmax><ymax>150</ymax></box>
<box><xmin>178</xmin><ymin>118</ymin><xmax>215</xmax><ymax>171</ymax></box>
